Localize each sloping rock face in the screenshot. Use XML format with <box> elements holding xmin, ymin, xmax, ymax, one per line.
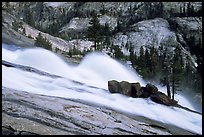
<box><xmin>113</xmin><ymin>18</ymin><xmax>179</xmax><ymax>55</ymax></box>
<box><xmin>2</xmin><ymin>125</ymin><xmax>39</xmax><ymax>135</ymax></box>
<box><xmin>171</xmin><ymin>17</ymin><xmax>202</xmax><ymax>45</ymax></box>
<box><xmin>2</xmin><ymin>87</ymin><xmax>175</xmax><ymax>135</ymax></box>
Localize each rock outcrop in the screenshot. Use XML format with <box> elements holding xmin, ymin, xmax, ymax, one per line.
<box><xmin>2</xmin><ymin>125</ymin><xmax>39</xmax><ymax>135</ymax></box>
<box><xmin>132</xmin><ymin>82</ymin><xmax>143</xmax><ymax>97</ymax></box>
<box><xmin>150</xmin><ymin>92</ymin><xmax>177</xmax><ymax>106</ymax></box>
<box><xmin>145</xmin><ymin>83</ymin><xmax>158</xmax><ymax>94</ymax></box>
<box><xmin>2</xmin><ymin>86</ymin><xmax>199</xmax><ymax>135</ymax></box>
<box><xmin>108</xmin><ymin>80</ymin><xmax>122</xmax><ymax>94</ymax></box>
<box><xmin>108</xmin><ymin>80</ymin><xmax>177</xmax><ymax>106</ymax></box>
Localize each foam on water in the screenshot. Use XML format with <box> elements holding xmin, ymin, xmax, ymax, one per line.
<box><xmin>2</xmin><ymin>44</ymin><xmax>202</xmax><ymax>134</ymax></box>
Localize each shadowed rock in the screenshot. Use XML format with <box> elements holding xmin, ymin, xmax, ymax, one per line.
<box><xmin>2</xmin><ymin>125</ymin><xmax>15</xmax><ymax>135</ymax></box>
<box><xmin>132</xmin><ymin>82</ymin><xmax>143</xmax><ymax>97</ymax></box>
<box><xmin>140</xmin><ymin>87</ymin><xmax>151</xmax><ymax>98</ymax></box>
<box><xmin>150</xmin><ymin>92</ymin><xmax>178</xmax><ymax>106</ymax></box>
<box><xmin>145</xmin><ymin>83</ymin><xmax>158</xmax><ymax>94</ymax></box>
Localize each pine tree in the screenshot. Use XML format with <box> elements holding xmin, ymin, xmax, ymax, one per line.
<box><xmin>137</xmin><ymin>46</ymin><xmax>149</xmax><ymax>77</ymax></box>
<box><xmin>114</xmin><ymin>19</ymin><xmax>122</xmax><ymax>34</ymax></box>
<box><xmin>24</xmin><ymin>6</ymin><xmax>35</xmax><ymax>27</ymax></box>
<box><xmin>129</xmin><ymin>46</ymin><xmax>137</xmax><ymax>66</ymax></box>
<box><xmin>103</xmin><ymin>23</ymin><xmax>111</xmax><ymax>46</ymax></box>
<box><xmin>138</xmin><ymin>46</ymin><xmax>145</xmax><ymax>69</ymax></box>
<box><xmin>160</xmin><ymin>55</ymin><xmax>171</xmax><ymax>98</ymax></box>
<box><xmin>35</xmin><ymin>33</ymin><xmax>52</xmax><ymax>50</ymax></box>
<box><xmin>144</xmin><ymin>48</ymin><xmax>151</xmax><ymax>76</ymax></box>
<box><xmin>34</xmin><ymin>32</ymin><xmax>43</xmax><ymax>47</ymax></box>
<box><xmin>171</xmin><ymin>48</ymin><xmax>183</xmax><ymax>100</ymax></box>
<box><xmin>184</xmin><ymin>55</ymin><xmax>194</xmax><ymax>87</ymax></box>
<box><xmin>160</xmin><ymin>46</ymin><xmax>184</xmax><ymax>100</ymax></box>
<box><xmin>151</xmin><ymin>46</ymin><xmax>159</xmax><ymax>74</ymax></box>
<box><xmin>12</xmin><ymin>19</ymin><xmax>20</xmax><ymax>31</ymax></box>
<box><xmin>113</xmin><ymin>45</ymin><xmax>124</xmax><ymax>60</ymax></box>
<box><xmin>87</xmin><ymin>12</ymin><xmax>102</xmax><ymax>50</ymax></box>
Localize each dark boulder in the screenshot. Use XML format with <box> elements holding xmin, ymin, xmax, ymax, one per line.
<box><xmin>108</xmin><ymin>80</ymin><xmax>122</xmax><ymax>94</ymax></box>
<box><xmin>132</xmin><ymin>82</ymin><xmax>143</xmax><ymax>97</ymax></box>
<box><xmin>140</xmin><ymin>87</ymin><xmax>151</xmax><ymax>98</ymax></box>
<box><xmin>150</xmin><ymin>92</ymin><xmax>178</xmax><ymax>106</ymax></box>
<box><xmin>146</xmin><ymin>83</ymin><xmax>158</xmax><ymax>94</ymax></box>
<box><xmin>108</xmin><ymin>80</ymin><xmax>178</xmax><ymax>106</ymax></box>
<box><xmin>120</xmin><ymin>81</ymin><xmax>132</xmax><ymax>96</ymax></box>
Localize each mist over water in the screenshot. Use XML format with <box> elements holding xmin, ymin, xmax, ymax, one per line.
<box><xmin>2</xmin><ymin>43</ymin><xmax>202</xmax><ymax>134</ymax></box>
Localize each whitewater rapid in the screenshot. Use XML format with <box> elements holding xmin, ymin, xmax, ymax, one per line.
<box><xmin>2</xmin><ymin>43</ymin><xmax>202</xmax><ymax>135</ymax></box>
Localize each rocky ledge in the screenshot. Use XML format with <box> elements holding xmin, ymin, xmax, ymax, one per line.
<box><xmin>2</xmin><ymin>87</ymin><xmax>197</xmax><ymax>135</ymax></box>
<box><xmin>108</xmin><ymin>80</ymin><xmax>201</xmax><ymax>115</ymax></box>
<box><xmin>108</xmin><ymin>80</ymin><xmax>177</xmax><ymax>106</ymax></box>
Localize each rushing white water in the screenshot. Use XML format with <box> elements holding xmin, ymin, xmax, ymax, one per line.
<box><xmin>2</xmin><ymin>43</ymin><xmax>202</xmax><ymax>135</ymax></box>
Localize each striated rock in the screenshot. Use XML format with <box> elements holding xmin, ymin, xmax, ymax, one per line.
<box><xmin>2</xmin><ymin>87</ymin><xmax>175</xmax><ymax>135</ymax></box>
<box><xmin>108</xmin><ymin>80</ymin><xmax>122</xmax><ymax>94</ymax></box>
<box><xmin>2</xmin><ymin>86</ymin><xmax>198</xmax><ymax>135</ymax></box>
<box><xmin>150</xmin><ymin>92</ymin><xmax>177</xmax><ymax>106</ymax></box>
<box><xmin>2</xmin><ymin>125</ymin><xmax>39</xmax><ymax>135</ymax></box>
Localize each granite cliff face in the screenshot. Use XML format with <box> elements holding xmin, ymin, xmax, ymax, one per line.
<box><xmin>2</xmin><ymin>2</ymin><xmax>202</xmax><ymax>67</ymax></box>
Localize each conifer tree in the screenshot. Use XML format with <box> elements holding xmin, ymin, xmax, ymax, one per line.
<box><xmin>23</xmin><ymin>6</ymin><xmax>35</xmax><ymax>27</ymax></box>
<box><xmin>129</xmin><ymin>46</ymin><xmax>137</xmax><ymax>66</ymax></box>
<box><xmin>87</xmin><ymin>12</ymin><xmax>102</xmax><ymax>50</ymax></box>
<box><xmin>138</xmin><ymin>46</ymin><xmax>145</xmax><ymax>69</ymax></box>
<box><xmin>103</xmin><ymin>23</ymin><xmax>111</xmax><ymax>46</ymax></box>
<box><xmin>171</xmin><ymin>47</ymin><xmax>183</xmax><ymax>100</ymax></box>
<box><xmin>150</xmin><ymin>46</ymin><xmax>159</xmax><ymax>75</ymax></box>
<box><xmin>144</xmin><ymin>48</ymin><xmax>151</xmax><ymax>76</ymax></box>
<box><xmin>35</xmin><ymin>33</ymin><xmax>52</xmax><ymax>50</ymax></box>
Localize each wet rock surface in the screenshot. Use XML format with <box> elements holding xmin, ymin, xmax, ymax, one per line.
<box><xmin>1</xmin><ymin>86</ymin><xmax>187</xmax><ymax>135</ymax></box>
<box><xmin>2</xmin><ymin>86</ymin><xmax>198</xmax><ymax>135</ymax></box>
